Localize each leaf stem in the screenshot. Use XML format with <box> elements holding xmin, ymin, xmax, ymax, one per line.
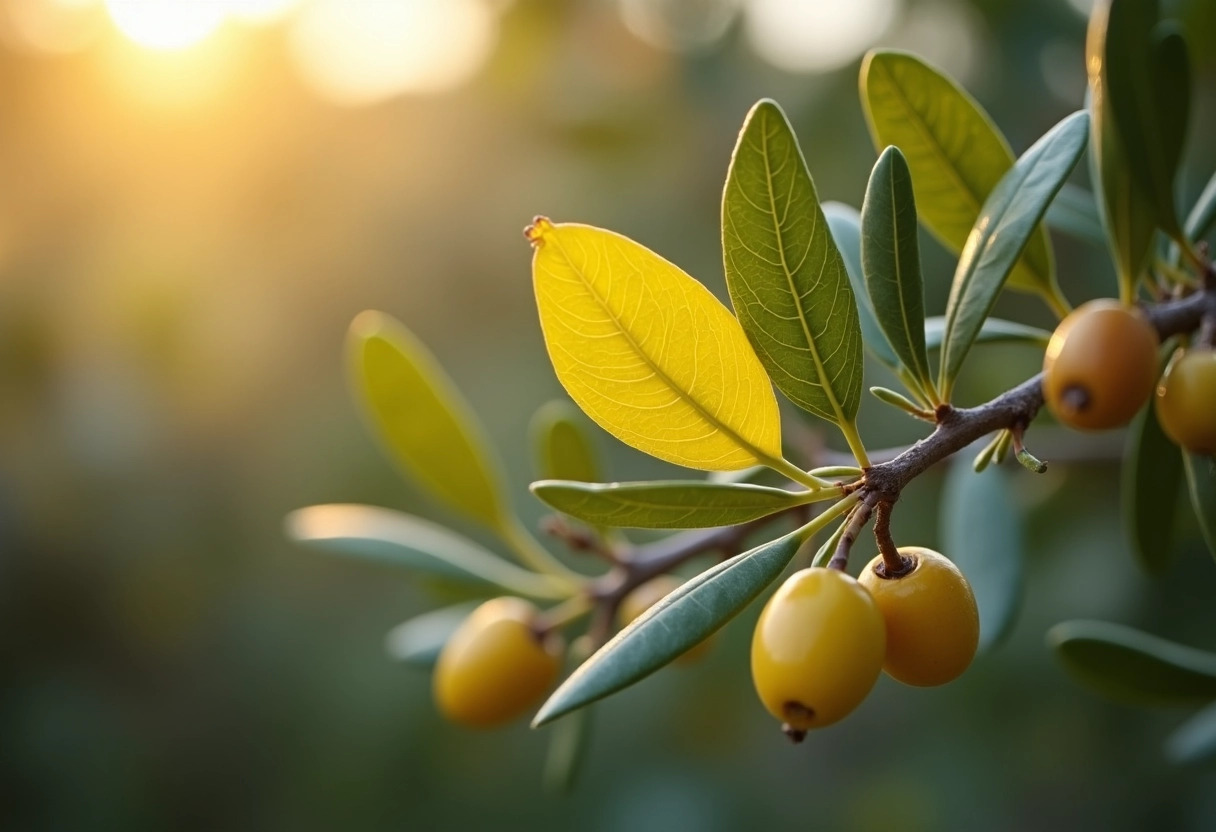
<box><xmin>1043</xmin><ymin>285</ymin><xmax>1073</xmax><ymax>320</ymax></box>
<box><xmin>535</xmin><ymin>593</ymin><xmax>595</xmax><ymax>635</ymax></box>
<box><xmin>768</xmin><ymin>456</ymin><xmax>834</xmax><ymax>491</ymax></box>
<box><xmin>839</xmin><ymin>420</ymin><xmax>872</xmax><ymax>469</ymax></box>
<box><xmin>502</xmin><ymin>516</ymin><xmax>588</xmax><ymax>590</ymax></box>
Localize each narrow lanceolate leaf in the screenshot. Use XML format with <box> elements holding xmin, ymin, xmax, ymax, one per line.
<box><xmin>1184</xmin><ymin>452</ymin><xmax>1216</xmax><ymax>562</ymax></box>
<box><xmin>530</xmin><ymin>400</ymin><xmax>602</xmax><ymax>484</ymax></box>
<box><xmin>1090</xmin><ymin>0</ymin><xmax>1188</xmax><ymax>241</ymax></box>
<box><xmin>532</xmin><ymin>530</ymin><xmax>805</xmax><ymax>726</ymax></box>
<box><xmin>349</xmin><ymin>311</ymin><xmax>508</xmax><ymax>530</ymax></box>
<box><xmin>1046</xmin><ymin>183</ymin><xmax>1106</xmax><ymax>246</ymax></box>
<box><xmin>1165</xmin><ymin>702</ymin><xmax>1216</xmax><ymax>766</ymax></box>
<box><xmin>530</xmin><ymin>480</ymin><xmax>817</xmax><ymax>530</ymax></box>
<box><xmin>1086</xmin><ymin>2</ymin><xmax>1159</xmax><ymax>296</ymax></box>
<box><xmin>924</xmin><ymin>317</ymin><xmax>1050</xmax><ymax>352</ymax></box>
<box><xmin>938</xmin><ymin>111</ymin><xmax>1089</xmax><ymax>397</ymax></box>
<box><xmin>285</xmin><ymin>504</ymin><xmax>566</xmax><ymax>599</ymax></box>
<box><xmin>1048</xmin><ymin>620</ymin><xmax>1216</xmax><ymax>706</ymax></box>
<box><xmin>942</xmin><ymin>461</ymin><xmax>1023</xmax><ymax>652</ymax></box>
<box><xmin>823</xmin><ymin>201</ymin><xmax>899</xmax><ymax>368</ymax></box>
<box><xmin>528</xmin><ymin>218</ymin><xmax>782</xmax><ymax>472</ymax></box>
<box><xmin>721</xmin><ymin>100</ymin><xmax>863</xmax><ymax>426</ymax></box>
<box><xmin>384</xmin><ymin>602</ymin><xmax>480</xmax><ymax>667</ymax></box>
<box><xmin>861</xmin><ymin>147</ymin><xmax>934</xmax><ymax>397</ymax></box>
<box><xmin>1122</xmin><ymin>375</ymin><xmax>1183</xmax><ymax>574</ymax></box>
<box><xmin>860</xmin><ymin>50</ymin><xmax>1060</xmax><ymax>306</ymax></box>
<box><xmin>1185</xmin><ymin>171</ymin><xmax>1216</xmax><ymax>241</ymax></box>
<box><xmin>543</xmin><ymin>706</ymin><xmax>592</xmax><ymax>793</ymax></box>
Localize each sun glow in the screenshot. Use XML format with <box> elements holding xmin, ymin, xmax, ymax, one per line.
<box><xmin>104</xmin><ymin>0</ymin><xmax>226</xmax><ymax>50</ymax></box>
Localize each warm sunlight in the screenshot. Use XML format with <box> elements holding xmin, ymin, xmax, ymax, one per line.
<box><xmin>104</xmin><ymin>0</ymin><xmax>226</xmax><ymax>50</ymax></box>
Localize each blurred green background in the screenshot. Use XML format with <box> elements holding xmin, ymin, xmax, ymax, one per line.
<box><xmin>1</xmin><ymin>0</ymin><xmax>1215</xmax><ymax>829</ymax></box>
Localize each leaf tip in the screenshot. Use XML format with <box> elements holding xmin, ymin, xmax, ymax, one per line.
<box><xmin>349</xmin><ymin>309</ymin><xmax>390</xmax><ymax>343</ymax></box>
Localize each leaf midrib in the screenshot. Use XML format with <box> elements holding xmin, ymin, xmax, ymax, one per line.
<box><xmin>545</xmin><ymin>233</ymin><xmax>774</xmax><ymax>467</ymax></box>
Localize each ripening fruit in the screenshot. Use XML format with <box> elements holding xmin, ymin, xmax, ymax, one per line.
<box><xmin>433</xmin><ymin>597</ymin><xmax>563</xmax><ymax>728</ymax></box>
<box><xmin>1155</xmin><ymin>346</ymin><xmax>1216</xmax><ymax>455</ymax></box>
<box><xmin>1042</xmin><ymin>299</ymin><xmax>1159</xmax><ymax>430</ymax></box>
<box><xmin>751</xmin><ymin>567</ymin><xmax>885</xmax><ymax>739</ymax></box>
<box><xmin>618</xmin><ymin>575</ymin><xmax>712</xmax><ymax>664</ymax></box>
<box><xmin>858</xmin><ymin>547</ymin><xmax>979</xmax><ymax>687</ymax></box>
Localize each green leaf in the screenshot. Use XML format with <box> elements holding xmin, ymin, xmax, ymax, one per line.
<box><xmin>721</xmin><ymin>99</ymin><xmax>864</xmax><ymax>426</ymax></box>
<box><xmin>937</xmin><ymin>111</ymin><xmax>1089</xmax><ymax>397</ymax></box>
<box><xmin>285</xmin><ymin>504</ymin><xmax>566</xmax><ymax>599</ymax></box>
<box><xmin>530</xmin><ymin>400</ymin><xmax>602</xmax><ymax>484</ymax></box>
<box><xmin>823</xmin><ymin>202</ymin><xmax>899</xmax><ymax>369</ymax></box>
<box><xmin>942</xmin><ymin>461</ymin><xmax>1023</xmax><ymax>652</ymax></box>
<box><xmin>529</xmin><ymin>218</ymin><xmax>783</xmax><ymax>472</ymax></box>
<box><xmin>924</xmin><ymin>316</ymin><xmax>1050</xmax><ymax>352</ymax></box>
<box><xmin>530</xmin><ymin>479</ymin><xmax>816</xmax><ymax>530</ymax></box>
<box><xmin>1046</xmin><ymin>183</ymin><xmax>1107</xmax><ymax>246</ymax></box>
<box><xmin>384</xmin><ymin>602</ymin><xmax>480</xmax><ymax>667</ymax></box>
<box><xmin>1048</xmin><ymin>619</ymin><xmax>1216</xmax><ymax>706</ymax></box>
<box><xmin>1086</xmin><ymin>2</ymin><xmax>1162</xmax><ymax>297</ymax></box>
<box><xmin>1185</xmin><ymin>171</ymin><xmax>1216</xmax><ymax>241</ymax></box>
<box><xmin>860</xmin><ymin>146</ymin><xmax>934</xmax><ymax>397</ymax></box>
<box><xmin>348</xmin><ymin>311</ymin><xmax>509</xmax><ymax>530</ymax></box>
<box><xmin>543</xmin><ymin>706</ymin><xmax>592</xmax><ymax>792</ymax></box>
<box><xmin>1165</xmin><ymin>702</ymin><xmax>1216</xmax><ymax>766</ymax></box>
<box><xmin>860</xmin><ymin>49</ymin><xmax>1061</xmax><ymax>306</ymax></box>
<box><xmin>1090</xmin><ymin>0</ymin><xmax>1188</xmax><ymax>241</ymax></box>
<box><xmin>532</xmin><ymin>530</ymin><xmax>805</xmax><ymax>726</ymax></box>
<box><xmin>1183</xmin><ymin>452</ymin><xmax>1216</xmax><ymax>563</ymax></box>
<box><xmin>1122</xmin><ymin>391</ymin><xmax>1183</xmax><ymax>575</ymax></box>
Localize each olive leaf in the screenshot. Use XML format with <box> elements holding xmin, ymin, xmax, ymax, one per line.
<box><xmin>861</xmin><ymin>146</ymin><xmax>935</xmax><ymax>400</ymax></box>
<box><xmin>384</xmin><ymin>602</ymin><xmax>480</xmax><ymax>667</ymax></box>
<box><xmin>721</xmin><ymin>99</ymin><xmax>864</xmax><ymax>428</ymax></box>
<box><xmin>285</xmin><ymin>504</ymin><xmax>567</xmax><ymax>599</ymax></box>
<box><xmin>532</xmin><ymin>529</ymin><xmax>807</xmax><ymax>726</ymax></box>
<box><xmin>942</xmin><ymin>461</ymin><xmax>1023</xmax><ymax>652</ymax></box>
<box><xmin>531</xmin><ymin>400</ymin><xmax>602</xmax><ymax>484</ymax></box>
<box><xmin>1122</xmin><ymin>363</ymin><xmax>1183</xmax><ymax>574</ymax></box>
<box><xmin>543</xmin><ymin>706</ymin><xmax>593</xmax><ymax>793</ymax></box>
<box><xmin>1185</xmin><ymin>171</ymin><xmax>1216</xmax><ymax>241</ymax></box>
<box><xmin>923</xmin><ymin>317</ymin><xmax>1050</xmax><ymax>352</ymax></box>
<box><xmin>1045</xmin><ymin>183</ymin><xmax>1106</xmax><ymax>246</ymax></box>
<box><xmin>1165</xmin><ymin>702</ymin><xmax>1216</xmax><ymax>766</ymax></box>
<box><xmin>937</xmin><ymin>111</ymin><xmax>1088</xmax><ymax>398</ymax></box>
<box><xmin>1048</xmin><ymin>619</ymin><xmax>1216</xmax><ymax>705</ymax></box>
<box><xmin>529</xmin><ymin>480</ymin><xmax>822</xmax><ymax>530</ymax></box>
<box><xmin>1183</xmin><ymin>452</ymin><xmax>1216</xmax><ymax>563</ymax></box>
<box><xmin>823</xmin><ymin>201</ymin><xmax>899</xmax><ymax>369</ymax></box>
<box><xmin>529</xmin><ymin>218</ymin><xmax>783</xmax><ymax>473</ymax></box>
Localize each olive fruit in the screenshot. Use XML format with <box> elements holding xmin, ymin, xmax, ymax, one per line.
<box><xmin>1042</xmin><ymin>299</ymin><xmax>1159</xmax><ymax>430</ymax></box>
<box><xmin>751</xmin><ymin>567</ymin><xmax>885</xmax><ymax>738</ymax></box>
<box><xmin>433</xmin><ymin>597</ymin><xmax>562</xmax><ymax>728</ymax></box>
<box><xmin>1155</xmin><ymin>346</ymin><xmax>1216</xmax><ymax>455</ymax></box>
<box><xmin>618</xmin><ymin>575</ymin><xmax>711</xmax><ymax>663</ymax></box>
<box><xmin>858</xmin><ymin>547</ymin><xmax>979</xmax><ymax>687</ymax></box>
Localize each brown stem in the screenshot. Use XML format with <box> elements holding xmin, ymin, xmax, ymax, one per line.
<box><xmin>827</xmin><ymin>497</ymin><xmax>874</xmax><ymax>571</ymax></box>
<box><xmin>871</xmin><ymin>501</ymin><xmax>911</xmax><ymax>577</ymax></box>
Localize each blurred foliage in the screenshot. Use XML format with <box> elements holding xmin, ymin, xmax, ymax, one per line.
<box><xmin>1</xmin><ymin>0</ymin><xmax>1216</xmax><ymax>829</ymax></box>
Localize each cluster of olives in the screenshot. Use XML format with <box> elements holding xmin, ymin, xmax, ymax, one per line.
<box><xmin>1043</xmin><ymin>298</ymin><xmax>1215</xmax><ymax>452</ymax></box>
<box><xmin>751</xmin><ymin>548</ymin><xmax>978</xmax><ymax>739</ymax></box>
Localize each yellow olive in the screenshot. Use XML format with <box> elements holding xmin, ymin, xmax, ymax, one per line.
<box><xmin>433</xmin><ymin>597</ymin><xmax>562</xmax><ymax>728</ymax></box>
<box><xmin>858</xmin><ymin>547</ymin><xmax>979</xmax><ymax>687</ymax></box>
<box><xmin>1155</xmin><ymin>346</ymin><xmax>1216</xmax><ymax>455</ymax></box>
<box><xmin>618</xmin><ymin>575</ymin><xmax>712</xmax><ymax>664</ymax></box>
<box><xmin>1043</xmin><ymin>299</ymin><xmax>1160</xmax><ymax>430</ymax></box>
<box><xmin>751</xmin><ymin>567</ymin><xmax>885</xmax><ymax>736</ymax></box>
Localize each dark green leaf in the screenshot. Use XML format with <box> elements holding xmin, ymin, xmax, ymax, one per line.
<box><xmin>722</xmin><ymin>99</ymin><xmax>863</xmax><ymax>425</ymax></box>
<box><xmin>860</xmin><ymin>49</ymin><xmax>1061</xmax><ymax>307</ymax></box>
<box><xmin>529</xmin><ymin>480</ymin><xmax>817</xmax><ymax>530</ymax></box>
<box><xmin>824</xmin><ymin>201</ymin><xmax>899</xmax><ymax>368</ymax></box>
<box><xmin>924</xmin><ymin>316</ymin><xmax>1050</xmax><ymax>352</ymax></box>
<box><xmin>1122</xmin><ymin>372</ymin><xmax>1183</xmax><ymax>574</ymax></box>
<box><xmin>938</xmin><ymin>111</ymin><xmax>1089</xmax><ymax>397</ymax></box>
<box><xmin>942</xmin><ymin>461</ymin><xmax>1023</xmax><ymax>652</ymax></box>
<box><xmin>530</xmin><ymin>400</ymin><xmax>602</xmax><ymax>484</ymax></box>
<box><xmin>1046</xmin><ymin>183</ymin><xmax>1106</xmax><ymax>245</ymax></box>
<box><xmin>1150</xmin><ymin>22</ymin><xmax>1190</xmax><ymax>225</ymax></box>
<box><xmin>384</xmin><ymin>602</ymin><xmax>479</xmax><ymax>667</ymax></box>
<box><xmin>285</xmin><ymin>504</ymin><xmax>566</xmax><ymax>599</ymax></box>
<box><xmin>1165</xmin><ymin>702</ymin><xmax>1216</xmax><ymax>766</ymax></box>
<box><xmin>861</xmin><ymin>146</ymin><xmax>934</xmax><ymax>396</ymax></box>
<box><xmin>532</xmin><ymin>530</ymin><xmax>805</xmax><ymax>726</ymax></box>
<box><xmin>1185</xmin><ymin>171</ymin><xmax>1216</xmax><ymax>241</ymax></box>
<box><xmin>1048</xmin><ymin>619</ymin><xmax>1216</xmax><ymax>705</ymax></box>
<box><xmin>1184</xmin><ymin>452</ymin><xmax>1216</xmax><ymax>562</ymax></box>
<box><xmin>544</xmin><ymin>707</ymin><xmax>592</xmax><ymax>793</ymax></box>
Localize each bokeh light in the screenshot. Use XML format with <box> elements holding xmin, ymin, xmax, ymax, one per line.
<box><xmin>104</xmin><ymin>0</ymin><xmax>226</xmax><ymax>50</ymax></box>
<box><xmin>617</xmin><ymin>0</ymin><xmax>742</xmax><ymax>53</ymax></box>
<box><xmin>743</xmin><ymin>0</ymin><xmax>900</xmax><ymax>73</ymax></box>
<box><xmin>288</xmin><ymin>0</ymin><xmax>498</xmax><ymax>106</ymax></box>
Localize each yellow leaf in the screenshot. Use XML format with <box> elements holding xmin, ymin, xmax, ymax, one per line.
<box><xmin>348</xmin><ymin>311</ymin><xmax>508</xmax><ymax>529</ymax></box>
<box><xmin>528</xmin><ymin>218</ymin><xmax>782</xmax><ymax>472</ymax></box>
